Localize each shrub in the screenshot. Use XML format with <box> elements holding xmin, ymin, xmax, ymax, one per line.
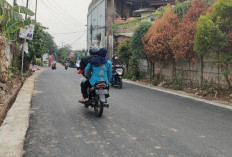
<box><xmin>129</xmin><ymin>56</ymin><xmax>140</xmax><ymax>80</ymax></box>
<box><xmin>123</xmin><ymin>72</ymin><xmax>133</xmax><ymax>80</ymax></box>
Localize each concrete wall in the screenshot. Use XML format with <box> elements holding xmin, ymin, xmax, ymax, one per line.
<box><xmin>87</xmin><ymin>0</ymin><xmax>106</xmax><ymax>50</ymax></box>
<box><xmin>141</xmin><ymin>53</ymin><xmax>232</xmax><ymax>88</ymax></box>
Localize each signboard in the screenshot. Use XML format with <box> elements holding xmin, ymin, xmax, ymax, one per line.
<box><xmin>77</xmin><ymin>53</ymin><xmax>81</xmax><ymax>58</ymax></box>
<box><xmin>19</xmin><ymin>24</ymin><xmax>35</xmax><ymax>40</ymax></box>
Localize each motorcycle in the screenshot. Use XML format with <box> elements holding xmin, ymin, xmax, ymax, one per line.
<box><xmin>85</xmin><ymin>81</ymin><xmax>109</xmax><ymax>117</ymax></box>
<box><xmin>65</xmin><ymin>64</ymin><xmax>68</xmax><ymax>70</ymax></box>
<box><xmin>111</xmin><ymin>65</ymin><xmax>124</xmax><ymax>89</ymax></box>
<box><xmin>51</xmin><ymin>64</ymin><xmax>56</xmax><ymax>70</ymax></box>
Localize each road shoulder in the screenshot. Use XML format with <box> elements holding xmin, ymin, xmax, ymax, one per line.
<box><xmin>0</xmin><ymin>68</ymin><xmax>44</xmax><ymax>157</ymax></box>
<box><xmin>123</xmin><ymin>79</ymin><xmax>232</xmax><ymax>110</ymax></box>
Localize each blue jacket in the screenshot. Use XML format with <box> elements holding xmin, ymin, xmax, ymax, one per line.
<box><xmin>85</xmin><ymin>60</ymin><xmax>112</xmax><ymax>86</ymax></box>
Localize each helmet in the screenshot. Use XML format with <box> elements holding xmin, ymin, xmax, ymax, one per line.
<box><xmin>89</xmin><ymin>46</ymin><xmax>99</xmax><ymax>55</ymax></box>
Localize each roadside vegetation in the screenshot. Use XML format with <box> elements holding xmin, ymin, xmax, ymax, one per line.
<box><xmin>0</xmin><ymin>0</ymin><xmax>58</xmax><ymax>125</ymax></box>
<box><xmin>116</xmin><ymin>0</ymin><xmax>232</xmax><ymax>102</ymax></box>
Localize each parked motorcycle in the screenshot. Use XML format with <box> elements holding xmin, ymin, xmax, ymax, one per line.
<box><xmin>86</xmin><ymin>81</ymin><xmax>109</xmax><ymax>117</ymax></box>
<box><xmin>111</xmin><ymin>65</ymin><xmax>124</xmax><ymax>89</ymax></box>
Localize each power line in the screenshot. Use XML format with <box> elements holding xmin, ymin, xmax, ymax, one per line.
<box><xmin>41</xmin><ymin>0</ymin><xmax>81</xmax><ymax>27</ymax></box>
<box><xmin>50</xmin><ymin>31</ymin><xmax>86</xmax><ymax>35</ymax></box>
<box><xmin>46</xmin><ymin>0</ymin><xmax>84</xmax><ymax>25</ymax></box>
<box><xmin>40</xmin><ymin>0</ymin><xmax>79</xmax><ymax>30</ymax></box>
<box><xmin>70</xmin><ymin>31</ymin><xmax>86</xmax><ymax>46</ymax></box>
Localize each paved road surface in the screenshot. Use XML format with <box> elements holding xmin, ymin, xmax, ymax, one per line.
<box><xmin>23</xmin><ymin>65</ymin><xmax>232</xmax><ymax>157</ymax></box>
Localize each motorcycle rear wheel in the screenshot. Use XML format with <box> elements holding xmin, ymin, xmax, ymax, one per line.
<box><xmin>94</xmin><ymin>100</ymin><xmax>104</xmax><ymax>117</ymax></box>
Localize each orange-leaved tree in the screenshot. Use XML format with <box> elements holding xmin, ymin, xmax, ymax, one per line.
<box><xmin>142</xmin><ymin>8</ymin><xmax>180</xmax><ymax>76</ymax></box>
<box><xmin>172</xmin><ymin>0</ymin><xmax>207</xmax><ymax>62</ymax></box>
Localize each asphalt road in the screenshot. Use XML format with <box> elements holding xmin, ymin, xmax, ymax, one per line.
<box><xmin>23</xmin><ymin>65</ymin><xmax>232</xmax><ymax>157</ymax></box>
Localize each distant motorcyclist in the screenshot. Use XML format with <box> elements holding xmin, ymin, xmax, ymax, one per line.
<box><xmin>111</xmin><ymin>54</ymin><xmax>124</xmax><ymax>88</ymax></box>
<box><xmin>111</xmin><ymin>54</ymin><xmax>121</xmax><ymax>67</ymax></box>
<box><xmin>65</xmin><ymin>62</ymin><xmax>68</xmax><ymax>70</ymax></box>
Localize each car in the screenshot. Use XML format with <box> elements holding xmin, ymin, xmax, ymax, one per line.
<box><xmin>76</xmin><ymin>60</ymin><xmax>81</xmax><ymax>70</ymax></box>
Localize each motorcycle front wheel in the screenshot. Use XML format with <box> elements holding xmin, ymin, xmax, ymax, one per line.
<box><xmin>118</xmin><ymin>78</ymin><xmax>122</xmax><ymax>89</ymax></box>
<box><xmin>94</xmin><ymin>99</ymin><xmax>104</xmax><ymax>117</ymax></box>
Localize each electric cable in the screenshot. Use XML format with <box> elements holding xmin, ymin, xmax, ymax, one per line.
<box><xmin>46</xmin><ymin>0</ymin><xmax>84</xmax><ymax>26</ymax></box>
<box><xmin>70</xmin><ymin>30</ymin><xmax>86</xmax><ymax>46</ymax></box>
<box><xmin>50</xmin><ymin>30</ymin><xmax>86</xmax><ymax>35</ymax></box>
<box><xmin>41</xmin><ymin>0</ymin><xmax>81</xmax><ymax>27</ymax></box>
<box><xmin>40</xmin><ymin>0</ymin><xmax>80</xmax><ymax>29</ymax></box>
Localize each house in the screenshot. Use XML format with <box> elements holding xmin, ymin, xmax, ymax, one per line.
<box><xmin>87</xmin><ymin>0</ymin><xmax>185</xmax><ymax>58</ymax></box>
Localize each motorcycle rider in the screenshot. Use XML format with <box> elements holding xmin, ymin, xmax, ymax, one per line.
<box><xmin>77</xmin><ymin>46</ymin><xmax>99</xmax><ymax>76</ymax></box>
<box><xmin>79</xmin><ymin>48</ymin><xmax>112</xmax><ymax>104</ymax></box>
<box><xmin>111</xmin><ymin>54</ymin><xmax>121</xmax><ymax>67</ymax></box>
<box><xmin>65</xmin><ymin>62</ymin><xmax>68</xmax><ymax>69</ymax></box>
<box><xmin>111</xmin><ymin>54</ymin><xmax>123</xmax><ymax>83</ymax></box>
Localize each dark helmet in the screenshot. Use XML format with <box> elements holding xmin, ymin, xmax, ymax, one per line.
<box><xmin>98</xmin><ymin>48</ymin><xmax>107</xmax><ymax>57</ymax></box>
<box><xmin>89</xmin><ymin>46</ymin><xmax>99</xmax><ymax>55</ymax></box>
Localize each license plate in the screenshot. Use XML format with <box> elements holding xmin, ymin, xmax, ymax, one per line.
<box><xmin>95</xmin><ymin>89</ymin><xmax>108</xmax><ymax>95</ymax></box>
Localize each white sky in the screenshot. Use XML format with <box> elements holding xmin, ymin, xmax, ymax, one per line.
<box><xmin>6</xmin><ymin>0</ymin><xmax>92</xmax><ymax>50</ymax></box>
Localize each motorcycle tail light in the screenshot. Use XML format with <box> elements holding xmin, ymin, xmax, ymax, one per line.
<box><xmin>96</xmin><ymin>83</ymin><xmax>106</xmax><ymax>89</ymax></box>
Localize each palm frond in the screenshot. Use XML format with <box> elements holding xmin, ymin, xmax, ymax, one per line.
<box><xmin>0</xmin><ymin>0</ymin><xmax>12</xmax><ymax>9</ymax></box>
<box><xmin>14</xmin><ymin>6</ymin><xmax>34</xmax><ymax>16</ymax></box>
<box><xmin>11</xmin><ymin>10</ymin><xmax>23</xmax><ymax>21</ymax></box>
<box><xmin>24</xmin><ymin>18</ymin><xmax>32</xmax><ymax>26</ymax></box>
<box><xmin>5</xmin><ymin>21</ymin><xmax>21</xmax><ymax>34</ymax></box>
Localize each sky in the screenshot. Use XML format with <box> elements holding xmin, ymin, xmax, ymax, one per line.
<box><xmin>6</xmin><ymin>0</ymin><xmax>92</xmax><ymax>50</ymax></box>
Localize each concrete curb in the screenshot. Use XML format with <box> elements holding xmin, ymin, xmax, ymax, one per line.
<box><xmin>123</xmin><ymin>79</ymin><xmax>232</xmax><ymax>111</ymax></box>
<box><xmin>0</xmin><ymin>68</ymin><xmax>44</xmax><ymax>157</ymax></box>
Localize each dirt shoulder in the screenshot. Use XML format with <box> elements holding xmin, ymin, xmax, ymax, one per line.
<box><xmin>0</xmin><ymin>68</ymin><xmax>44</xmax><ymax>157</ymax></box>
<box><xmin>0</xmin><ymin>75</ymin><xmax>24</xmax><ymax>125</ymax></box>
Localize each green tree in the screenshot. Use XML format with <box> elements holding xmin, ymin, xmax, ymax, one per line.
<box><xmin>57</xmin><ymin>45</ymin><xmax>72</xmax><ymax>64</ymax></box>
<box><xmin>27</xmin><ymin>23</ymin><xmax>57</xmax><ymax>64</ymax></box>
<box><xmin>194</xmin><ymin>0</ymin><xmax>232</xmax><ymax>88</ymax></box>
<box><xmin>194</xmin><ymin>16</ymin><xmax>227</xmax><ymax>57</ymax></box>
<box><xmin>0</xmin><ymin>0</ymin><xmax>34</xmax><ymax>37</ymax></box>
<box><xmin>44</xmin><ymin>32</ymin><xmax>57</xmax><ymax>55</ymax></box>
<box><xmin>117</xmin><ymin>40</ymin><xmax>132</xmax><ymax>72</ymax></box>
<box><xmin>129</xmin><ymin>55</ymin><xmax>140</xmax><ymax>80</ymax></box>
<box><xmin>174</xmin><ymin>0</ymin><xmax>191</xmax><ymax>18</ymax></box>
<box><xmin>130</xmin><ymin>21</ymin><xmax>151</xmax><ymax>59</ymax></box>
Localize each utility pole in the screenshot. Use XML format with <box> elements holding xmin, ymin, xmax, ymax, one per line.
<box><xmin>60</xmin><ymin>41</ymin><xmax>65</xmax><ymax>48</ymax></box>
<box><xmin>21</xmin><ymin>0</ymin><xmax>29</xmax><ymax>73</ymax></box>
<box><xmin>35</xmin><ymin>0</ymin><xmax>38</xmax><ymax>22</ymax></box>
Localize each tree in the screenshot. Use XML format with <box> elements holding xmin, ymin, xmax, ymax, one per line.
<box><xmin>44</xmin><ymin>32</ymin><xmax>57</xmax><ymax>55</ymax></box>
<box><xmin>210</xmin><ymin>0</ymin><xmax>232</xmax><ymax>88</ymax></box>
<box><xmin>194</xmin><ymin>0</ymin><xmax>232</xmax><ymax>88</ymax></box>
<box><xmin>143</xmin><ymin>8</ymin><xmax>179</xmax><ymax>63</ymax></box>
<box><xmin>57</xmin><ymin>45</ymin><xmax>72</xmax><ymax>64</ymax></box>
<box><xmin>174</xmin><ymin>0</ymin><xmax>191</xmax><ymax>18</ymax></box>
<box><xmin>117</xmin><ymin>40</ymin><xmax>132</xmax><ymax>72</ymax></box>
<box><xmin>28</xmin><ymin>23</ymin><xmax>57</xmax><ymax>65</ymax></box>
<box><xmin>172</xmin><ymin>0</ymin><xmax>207</xmax><ymax>61</ymax></box>
<box><xmin>0</xmin><ymin>0</ymin><xmax>34</xmax><ymax>37</ymax></box>
<box><xmin>130</xmin><ymin>21</ymin><xmax>151</xmax><ymax>59</ymax></box>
